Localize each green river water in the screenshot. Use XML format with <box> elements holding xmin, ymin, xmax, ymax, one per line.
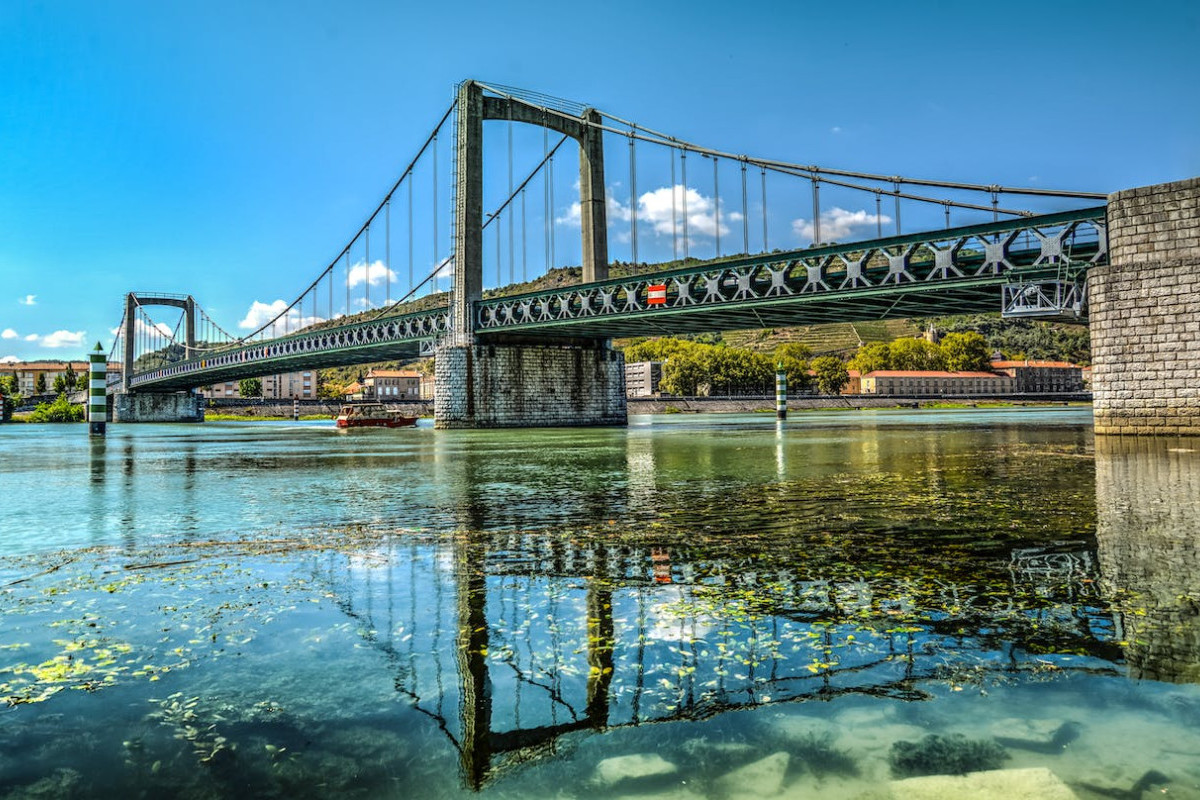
<box><xmin>1</xmin><ymin>408</ymin><xmax>1198</xmax><ymax>798</ymax></box>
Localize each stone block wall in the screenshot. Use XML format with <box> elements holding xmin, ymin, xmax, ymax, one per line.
<box><xmin>1095</xmin><ymin>437</ymin><xmax>1200</xmax><ymax>683</ymax></box>
<box><xmin>434</xmin><ymin>341</ymin><xmax>626</xmax><ymax>428</ymax></box>
<box><xmin>113</xmin><ymin>391</ymin><xmax>205</xmax><ymax>423</ymax></box>
<box><xmin>1090</xmin><ymin>176</ymin><xmax>1200</xmax><ymax>435</ymax></box>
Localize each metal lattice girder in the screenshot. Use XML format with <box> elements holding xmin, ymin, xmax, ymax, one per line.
<box><xmin>128</xmin><ymin>207</ymin><xmax>1105</xmax><ymax>393</ymax></box>
<box><xmin>476</xmin><ymin>206</ymin><xmax>1106</xmax><ymax>338</ymax></box>
<box><xmin>130</xmin><ymin>307</ymin><xmax>450</xmax><ymax>392</ymax></box>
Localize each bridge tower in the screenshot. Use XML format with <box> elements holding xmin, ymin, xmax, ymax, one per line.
<box><xmin>114</xmin><ymin>292</ymin><xmax>204</xmax><ymax>423</ymax></box>
<box><xmin>437</xmin><ymin>81</ymin><xmax>626</xmax><ymax>428</ymax></box>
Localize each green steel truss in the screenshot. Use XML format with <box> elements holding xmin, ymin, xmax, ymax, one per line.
<box><xmin>128</xmin><ymin>207</ymin><xmax>1105</xmax><ymax>392</ymax></box>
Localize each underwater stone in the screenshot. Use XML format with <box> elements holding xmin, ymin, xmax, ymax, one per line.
<box><xmin>885</xmin><ymin>767</ymin><xmax>1078</xmax><ymax>799</ymax></box>
<box><xmin>714</xmin><ymin>752</ymin><xmax>790</xmax><ymax>799</ymax></box>
<box><xmin>990</xmin><ymin>719</ymin><xmax>1080</xmax><ymax>754</ymax></box>
<box><xmin>888</xmin><ymin>734</ymin><xmax>1009</xmax><ymax>778</ymax></box>
<box><xmin>594</xmin><ymin>753</ymin><xmax>678</xmax><ymax>786</ymax></box>
<box><xmin>0</xmin><ymin>768</ymin><xmax>83</xmax><ymax>800</ymax></box>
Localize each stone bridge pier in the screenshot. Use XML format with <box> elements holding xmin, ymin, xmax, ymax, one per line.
<box><xmin>1091</xmin><ymin>177</ymin><xmax>1200</xmax><ymax>435</ymax></box>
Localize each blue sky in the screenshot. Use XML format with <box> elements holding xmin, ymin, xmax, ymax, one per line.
<box><xmin>1</xmin><ymin>0</ymin><xmax>1197</xmax><ymax>362</ymax></box>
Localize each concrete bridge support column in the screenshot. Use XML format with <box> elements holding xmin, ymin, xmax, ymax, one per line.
<box><xmin>113</xmin><ymin>392</ymin><xmax>204</xmax><ymax>423</ymax></box>
<box><xmin>434</xmin><ymin>338</ymin><xmax>626</xmax><ymax>429</ymax></box>
<box><xmin>1090</xmin><ymin>177</ymin><xmax>1200</xmax><ymax>435</ymax></box>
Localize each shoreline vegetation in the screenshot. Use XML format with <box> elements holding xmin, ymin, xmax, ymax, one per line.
<box><xmin>4</xmin><ymin>399</ymin><xmax>1089</xmax><ymax>424</ymax></box>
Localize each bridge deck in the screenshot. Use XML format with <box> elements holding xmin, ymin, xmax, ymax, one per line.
<box><xmin>127</xmin><ymin>207</ymin><xmax>1105</xmax><ymax>392</ymax></box>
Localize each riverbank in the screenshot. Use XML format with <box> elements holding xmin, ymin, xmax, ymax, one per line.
<box><xmin>628</xmin><ymin>395</ymin><xmax>1090</xmax><ymax>414</ymax></box>
<box><xmin>1</xmin><ymin>395</ymin><xmax>1089</xmax><ymax>423</ymax></box>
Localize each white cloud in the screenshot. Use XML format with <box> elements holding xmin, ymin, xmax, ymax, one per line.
<box><xmin>831</xmin><ymin>126</ymin><xmax>842</xmax><ymax>134</ymax></box>
<box><xmin>24</xmin><ymin>334</ymin><xmax>38</xmax><ymax>342</ymax></box>
<box><xmin>558</xmin><ymin>184</ymin><xmax>741</xmax><ymax>245</ymax></box>
<box><xmin>1</xmin><ymin>329</ymin><xmax>16</xmax><ymax>340</ymax></box>
<box><xmin>792</xmin><ymin>207</ymin><xmax>891</xmax><ymax>244</ymax></box>
<box><xmin>1</xmin><ymin>355</ymin><xmax>18</xmax><ymax>363</ymax></box>
<box><xmin>346</xmin><ymin>259</ymin><xmax>398</xmax><ymax>289</ymax></box>
<box><xmin>18</xmin><ymin>295</ymin><xmax>36</xmax><ymax>306</ymax></box>
<box><xmin>238</xmin><ymin>299</ymin><xmax>325</xmax><ymax>333</ymax></box>
<box><xmin>39</xmin><ymin>330</ymin><xmax>87</xmax><ymax>348</ymax></box>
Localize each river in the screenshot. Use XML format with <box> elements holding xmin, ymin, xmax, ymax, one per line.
<box><xmin>1</xmin><ymin>409</ymin><xmax>1198</xmax><ymax>798</ymax></box>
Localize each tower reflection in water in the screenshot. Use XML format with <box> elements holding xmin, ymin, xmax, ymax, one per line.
<box><xmin>1096</xmin><ymin>437</ymin><xmax>1200</xmax><ymax>684</ymax></box>
<box><xmin>315</xmin><ymin>523</ymin><xmax>1119</xmax><ymax>790</ymax></box>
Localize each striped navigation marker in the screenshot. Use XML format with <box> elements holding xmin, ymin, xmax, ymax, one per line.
<box><xmin>647</xmin><ymin>284</ymin><xmax>667</xmax><ymax>305</ymax></box>
<box><xmin>775</xmin><ymin>363</ymin><xmax>787</xmax><ymax>421</ymax></box>
<box><xmin>88</xmin><ymin>342</ymin><xmax>107</xmax><ymax>436</ymax></box>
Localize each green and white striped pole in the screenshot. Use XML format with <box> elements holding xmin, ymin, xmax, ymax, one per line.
<box><xmin>775</xmin><ymin>362</ymin><xmax>787</xmax><ymax>421</ymax></box>
<box><xmin>88</xmin><ymin>342</ymin><xmax>107</xmax><ymax>436</ymax></box>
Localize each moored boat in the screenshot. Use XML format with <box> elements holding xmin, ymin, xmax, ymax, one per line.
<box><xmin>335</xmin><ymin>403</ymin><xmax>417</xmax><ymax>429</ymax></box>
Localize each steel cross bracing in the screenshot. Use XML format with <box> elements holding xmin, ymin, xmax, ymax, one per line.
<box><xmin>477</xmin><ymin>206</ymin><xmax>1106</xmax><ymax>338</ymax></box>
<box><xmin>127</xmin><ymin>207</ymin><xmax>1104</xmax><ymax>392</ymax></box>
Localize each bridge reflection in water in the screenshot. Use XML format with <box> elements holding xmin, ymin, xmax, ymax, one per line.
<box><xmin>305</xmin><ymin>465</ymin><xmax>1190</xmax><ymax>790</ymax></box>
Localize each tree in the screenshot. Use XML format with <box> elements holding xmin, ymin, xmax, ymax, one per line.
<box><xmin>239</xmin><ymin>377</ymin><xmax>263</xmax><ymax>398</ymax></box>
<box><xmin>624</xmin><ymin>337</ymin><xmax>692</xmax><ymax>363</ymax></box>
<box><xmin>940</xmin><ymin>331</ymin><xmax>991</xmax><ymax>372</ymax></box>
<box><xmin>889</xmin><ymin>338</ymin><xmax>945</xmax><ymax>371</ymax></box>
<box><xmin>317</xmin><ymin>378</ymin><xmax>346</xmax><ymax>400</ymax></box>
<box><xmin>35</xmin><ymin>372</ymin><xmax>46</xmax><ymax>394</ymax></box>
<box><xmin>709</xmin><ymin>348</ymin><xmax>772</xmax><ymax>395</ymax></box>
<box><xmin>848</xmin><ymin>342</ymin><xmax>892</xmax><ymax>375</ymax></box>
<box><xmin>659</xmin><ymin>342</ymin><xmax>712</xmax><ymax>396</ymax></box>
<box><xmin>771</xmin><ymin>343</ymin><xmax>812</xmax><ymax>392</ymax></box>
<box><xmin>63</xmin><ymin>363</ymin><xmax>77</xmax><ymax>390</ymax></box>
<box><xmin>53</xmin><ymin>375</ymin><xmax>67</xmax><ymax>395</ymax></box>
<box><xmin>811</xmin><ymin>356</ymin><xmax>850</xmax><ymax>395</ymax></box>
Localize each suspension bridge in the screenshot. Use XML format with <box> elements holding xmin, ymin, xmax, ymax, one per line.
<box><xmin>101</xmin><ymin>80</ymin><xmax>1199</xmax><ymax>431</ymax></box>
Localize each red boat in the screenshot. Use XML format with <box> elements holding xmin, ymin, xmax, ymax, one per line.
<box><xmin>335</xmin><ymin>403</ymin><xmax>418</xmax><ymax>429</ymax></box>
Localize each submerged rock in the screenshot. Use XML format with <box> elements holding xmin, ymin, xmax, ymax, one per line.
<box><xmin>0</xmin><ymin>768</ymin><xmax>83</xmax><ymax>800</ymax></box>
<box><xmin>593</xmin><ymin>753</ymin><xmax>678</xmax><ymax>786</ymax></box>
<box><xmin>888</xmin><ymin>734</ymin><xmax>1008</xmax><ymax>778</ymax></box>
<box><xmin>885</xmin><ymin>767</ymin><xmax>1077</xmax><ymax>799</ymax></box>
<box><xmin>714</xmin><ymin>752</ymin><xmax>790</xmax><ymax>799</ymax></box>
<box><xmin>990</xmin><ymin>718</ymin><xmax>1080</xmax><ymax>754</ymax></box>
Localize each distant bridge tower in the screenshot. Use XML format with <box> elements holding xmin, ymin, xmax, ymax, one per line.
<box><xmin>115</xmin><ymin>292</ymin><xmax>203</xmax><ymax>423</ymax></box>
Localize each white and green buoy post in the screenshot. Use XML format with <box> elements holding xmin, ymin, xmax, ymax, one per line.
<box><xmin>775</xmin><ymin>362</ymin><xmax>787</xmax><ymax>421</ymax></box>
<box><xmin>88</xmin><ymin>342</ymin><xmax>107</xmax><ymax>436</ymax></box>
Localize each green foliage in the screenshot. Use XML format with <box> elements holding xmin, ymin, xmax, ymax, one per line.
<box><xmin>659</xmin><ymin>343</ymin><xmax>711</xmax><ymax>396</ymax></box>
<box><xmin>35</xmin><ymin>373</ymin><xmax>46</xmax><ymax>394</ymax></box>
<box><xmin>53</xmin><ymin>375</ymin><xmax>67</xmax><ymax>395</ymax></box>
<box><xmin>810</xmin><ymin>356</ymin><xmax>850</xmax><ymax>395</ymax></box>
<box><xmin>940</xmin><ymin>331</ymin><xmax>990</xmax><ymax>372</ymax></box>
<box><xmin>889</xmin><ymin>735</ymin><xmax>1009</xmax><ymax>778</ymax></box>
<box><xmin>934</xmin><ymin>314</ymin><xmax>1090</xmax><ymax>365</ymax></box>
<box><xmin>773</xmin><ymin>343</ymin><xmax>813</xmax><ymax>390</ymax></box>
<box><xmin>27</xmin><ymin>394</ymin><xmax>84</xmax><ymax>423</ymax></box>
<box><xmin>238</xmin><ymin>377</ymin><xmax>263</xmax><ymax>398</ymax></box>
<box><xmin>848</xmin><ymin>341</ymin><xmax>892</xmax><ymax>374</ymax></box>
<box><xmin>63</xmin><ymin>363</ymin><xmax>77</xmax><ymax>390</ymax></box>
<box><xmin>888</xmin><ymin>338</ymin><xmax>945</xmax><ymax>371</ymax></box>
<box><xmin>624</xmin><ymin>337</ymin><xmax>691</xmax><ymax>364</ymax></box>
